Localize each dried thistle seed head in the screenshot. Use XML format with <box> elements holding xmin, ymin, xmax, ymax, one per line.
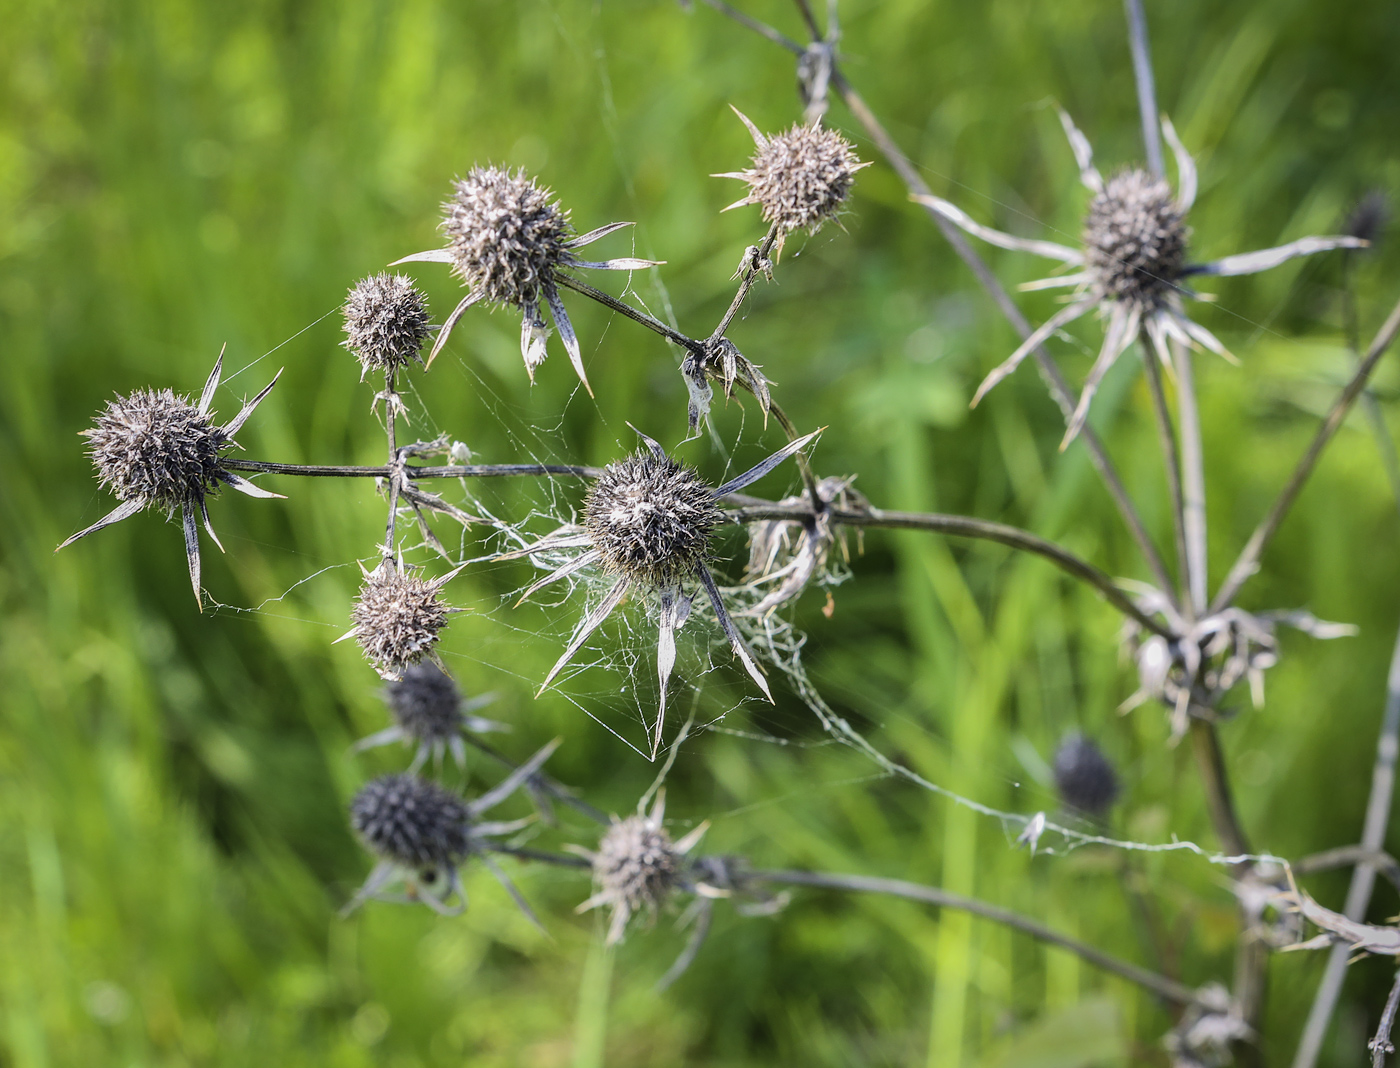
<box><xmin>441</xmin><ymin>166</ymin><xmax>572</xmax><ymax>307</ymax></box>
<box><xmin>1052</xmin><ymin>733</ymin><xmax>1120</xmax><ymax>817</ymax></box>
<box><xmin>352</xmin><ymin>564</ymin><xmax>455</xmax><ymax>677</ymax></box>
<box><xmin>342</xmin><ymin>273</ymin><xmax>432</xmax><ymax>378</ymax></box>
<box><xmin>383</xmin><ymin>661</ymin><xmax>464</xmax><ymax>744</ymax></box>
<box><xmin>593</xmin><ymin>812</ymin><xmax>681</xmax><ymax>935</ymax></box>
<box><xmin>584</xmin><ymin>452</ymin><xmax>723</xmax><ymax>586</ymax></box>
<box><xmin>350</xmin><ymin>773</ymin><xmax>472</xmax><ymax>869</ymax></box>
<box><xmin>84</xmin><ymin>388</ymin><xmax>227</xmax><ymax>515</ymax></box>
<box><xmin>1083</xmin><ymin>169</ymin><xmax>1188</xmax><ymax>309</ymax></box>
<box><xmin>1346</xmin><ymin>188</ymin><xmax>1389</xmax><ymax>247</ymax></box>
<box><xmin>724</xmin><ymin>116</ymin><xmax>863</xmax><ymax>234</ymax></box>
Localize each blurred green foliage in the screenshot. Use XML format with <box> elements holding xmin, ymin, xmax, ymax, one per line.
<box><xmin>3</xmin><ymin>0</ymin><xmax>1400</xmax><ymax>1064</ymax></box>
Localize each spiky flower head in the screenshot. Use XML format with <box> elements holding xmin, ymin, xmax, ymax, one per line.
<box><xmin>342</xmin><ymin>273</ymin><xmax>432</xmax><ymax>379</ymax></box>
<box><xmin>350</xmin><ymin>773</ymin><xmax>471</xmax><ymax>869</ymax></box>
<box><xmin>584</xmin><ymin>452</ymin><xmax>724</xmax><ymax>587</ymax></box>
<box><xmin>1052</xmin><ymin>732</ymin><xmax>1120</xmax><ymax>817</ymax></box>
<box><xmin>441</xmin><ymin>166</ymin><xmax>572</xmax><ymax>308</ymax></box>
<box><xmin>718</xmin><ymin>110</ymin><xmax>866</xmax><ymax>235</ymax></box>
<box><xmin>1083</xmin><ymin>169</ymin><xmax>1188</xmax><ymax>310</ymax></box>
<box><xmin>384</xmin><ymin>661</ymin><xmax>465</xmax><ymax>745</ymax></box>
<box><xmin>85</xmin><ymin>389</ymin><xmax>228</xmax><ymax>515</ymax></box>
<box><xmin>590</xmin><ymin>810</ymin><xmax>683</xmax><ymax>943</ymax></box>
<box><xmin>349</xmin><ymin>562</ymin><xmax>460</xmax><ymax>679</ymax></box>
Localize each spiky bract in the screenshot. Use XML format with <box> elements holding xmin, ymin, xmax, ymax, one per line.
<box><xmin>1052</xmin><ymin>733</ymin><xmax>1120</xmax><ymax>817</ymax></box>
<box><xmin>342</xmin><ymin>273</ymin><xmax>432</xmax><ymax>378</ymax></box>
<box><xmin>730</xmin><ymin>121</ymin><xmax>862</xmax><ymax>234</ymax></box>
<box><xmin>85</xmin><ymin>389</ymin><xmax>227</xmax><ymax>515</ymax></box>
<box><xmin>1083</xmin><ymin>169</ymin><xmax>1188</xmax><ymax>310</ymax></box>
<box><xmin>350</xmin><ymin>774</ymin><xmax>471</xmax><ymax>869</ymax></box>
<box><xmin>352</xmin><ymin>564</ymin><xmax>454</xmax><ymax>677</ymax></box>
<box><xmin>593</xmin><ymin>812</ymin><xmax>681</xmax><ymax>941</ymax></box>
<box><xmin>384</xmin><ymin>661</ymin><xmax>465</xmax><ymax>744</ymax></box>
<box><xmin>584</xmin><ymin>452</ymin><xmax>723</xmax><ymax>587</ymax></box>
<box><xmin>441</xmin><ymin>166</ymin><xmax>571</xmax><ymax>307</ymax></box>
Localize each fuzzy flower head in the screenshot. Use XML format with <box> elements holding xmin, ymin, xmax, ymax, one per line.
<box><xmin>578</xmin><ymin>795</ymin><xmax>708</xmax><ymax>945</ymax></box>
<box><xmin>58</xmin><ymin>351</ymin><xmax>282</xmax><ymax>608</ymax></box>
<box><xmin>342</xmin><ymin>560</ymin><xmax>464</xmax><ymax>680</ymax></box>
<box><xmin>354</xmin><ymin>661</ymin><xmax>504</xmax><ymax>772</ymax></box>
<box><xmin>916</xmin><ymin>109</ymin><xmax>1366</xmax><ymax>448</ymax></box>
<box><xmin>342</xmin><ymin>273</ymin><xmax>432</xmax><ymax>380</ymax></box>
<box><xmin>1052</xmin><ymin>733</ymin><xmax>1120</xmax><ymax>818</ymax></box>
<box><xmin>584</xmin><ymin>452</ymin><xmax>724</xmax><ymax>587</ymax></box>
<box><xmin>716</xmin><ymin>109</ymin><xmax>867</xmax><ymax>238</ymax></box>
<box><xmin>1083</xmin><ymin>169</ymin><xmax>1187</xmax><ymax>311</ymax></box>
<box><xmin>502</xmin><ymin>428</ymin><xmax>819</xmax><ymax>753</ymax></box>
<box><xmin>343</xmin><ymin>738</ymin><xmax>562</xmax><ymax>919</ymax></box>
<box><xmin>393</xmin><ymin>166</ymin><xmax>659</xmax><ymax>394</ymax></box>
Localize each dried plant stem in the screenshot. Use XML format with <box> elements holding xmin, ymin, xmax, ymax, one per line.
<box><xmin>486</xmin><ymin>843</ymin><xmax>592</xmax><ymax>870</ymax></box>
<box><xmin>383</xmin><ymin>368</ymin><xmax>400</xmax><ymax>557</ymax></box>
<box><xmin>1213</xmin><ymin>295</ymin><xmax>1400</xmax><ymax>611</ymax></box>
<box><xmin>712</xmin><ymin>225</ymin><xmax>780</xmax><ymax>339</ymax></box>
<box><xmin>463</xmin><ymin>735</ymin><xmax>611</xmax><ymax>826</ymax></box>
<box><xmin>555</xmin><ymin>272</ymin><xmax>702</xmax><ymax>351</ymax></box>
<box><xmin>1124</xmin><ymin>0</ymin><xmax>1164</xmax><ymax>179</ymax></box>
<box><xmin>1293</xmin><ymin>846</ymin><xmax>1400</xmax><ymax>896</ymax></box>
<box><xmin>1189</xmin><ymin>720</ymin><xmax>1250</xmax><ymax>858</ymax></box>
<box><xmin>724</xmin><ymin>499</ymin><xmax>1170</xmax><ymax>637</ymax></box>
<box><xmin>1140</xmin><ymin>340</ymin><xmax>1189</xmax><ymax>605</ymax></box>
<box><xmin>1372</xmin><ymin>969</ymin><xmax>1400</xmax><ymax>1068</ymax></box>
<box><xmin>1175</xmin><ymin>343</ymin><xmax>1209</xmax><ymax>616</ymax></box>
<box><xmin>222</xmin><ymin>459</ymin><xmax>603</xmax><ymax>479</ymax></box>
<box><xmin>698</xmin><ymin>0</ymin><xmax>803</xmax><ymax>53</ymax></box>
<box><xmin>751</xmin><ymin>868</ymin><xmax>1200</xmax><ymax>1006</ymax></box>
<box><xmin>1292</xmin><ymin>623</ymin><xmax>1400</xmax><ymax>1068</ymax></box>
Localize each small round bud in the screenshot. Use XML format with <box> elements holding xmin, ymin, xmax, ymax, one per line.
<box><xmin>383</xmin><ymin>661</ymin><xmax>464</xmax><ymax>745</ymax></box>
<box><xmin>342</xmin><ymin>273</ymin><xmax>432</xmax><ymax>378</ymax></box>
<box><xmin>1083</xmin><ymin>169</ymin><xmax>1188</xmax><ymax>310</ymax></box>
<box><xmin>1345</xmin><ymin>189</ymin><xmax>1389</xmax><ymax>247</ymax></box>
<box><xmin>441</xmin><ymin>166</ymin><xmax>571</xmax><ymax>308</ymax></box>
<box><xmin>350</xmin><ymin>774</ymin><xmax>471</xmax><ymax>869</ymax></box>
<box><xmin>1052</xmin><ymin>733</ymin><xmax>1120</xmax><ymax>817</ymax></box>
<box><xmin>736</xmin><ymin>122</ymin><xmax>863</xmax><ymax>234</ymax></box>
<box><xmin>352</xmin><ymin>564</ymin><xmax>455</xmax><ymax>677</ymax></box>
<box><xmin>84</xmin><ymin>388</ymin><xmax>227</xmax><ymax>515</ymax></box>
<box><xmin>593</xmin><ymin>813</ymin><xmax>681</xmax><ymax>939</ymax></box>
<box><xmin>584</xmin><ymin>452</ymin><xmax>723</xmax><ymax>587</ymax></box>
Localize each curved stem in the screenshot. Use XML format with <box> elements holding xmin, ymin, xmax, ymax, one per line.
<box><xmin>723</xmin><ymin>499</ymin><xmax>1170</xmax><ymax>637</ymax></box>
<box><xmin>751</xmin><ymin>869</ymin><xmax>1200</xmax><ymax>1007</ymax></box>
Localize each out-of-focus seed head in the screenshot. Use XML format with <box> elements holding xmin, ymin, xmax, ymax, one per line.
<box><xmin>352</xmin><ymin>564</ymin><xmax>455</xmax><ymax>678</ymax></box>
<box><xmin>342</xmin><ymin>273</ymin><xmax>432</xmax><ymax>379</ymax></box>
<box><xmin>85</xmin><ymin>389</ymin><xmax>227</xmax><ymax>516</ymax></box>
<box><xmin>738</xmin><ymin>122</ymin><xmax>863</xmax><ymax>234</ymax></box>
<box><xmin>383</xmin><ymin>661</ymin><xmax>464</xmax><ymax>744</ymax></box>
<box><xmin>1083</xmin><ymin>169</ymin><xmax>1188</xmax><ymax>309</ymax></box>
<box><xmin>1052</xmin><ymin>732</ymin><xmax>1120</xmax><ymax>817</ymax></box>
<box><xmin>593</xmin><ymin>812</ymin><xmax>681</xmax><ymax>939</ymax></box>
<box><xmin>1346</xmin><ymin>189</ymin><xmax>1389</xmax><ymax>247</ymax></box>
<box><xmin>441</xmin><ymin>166</ymin><xmax>572</xmax><ymax>307</ymax></box>
<box><xmin>584</xmin><ymin>452</ymin><xmax>723</xmax><ymax>587</ymax></box>
<box><xmin>350</xmin><ymin>773</ymin><xmax>471</xmax><ymax>869</ymax></box>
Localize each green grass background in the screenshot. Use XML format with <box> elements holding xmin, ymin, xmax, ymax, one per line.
<box><xmin>4</xmin><ymin>0</ymin><xmax>1400</xmax><ymax>1064</ymax></box>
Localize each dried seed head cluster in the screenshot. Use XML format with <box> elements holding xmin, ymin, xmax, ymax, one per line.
<box><xmin>1052</xmin><ymin>733</ymin><xmax>1120</xmax><ymax>817</ymax></box>
<box><xmin>584</xmin><ymin>452</ymin><xmax>724</xmax><ymax>587</ymax></box>
<box><xmin>719</xmin><ymin>112</ymin><xmax>865</xmax><ymax>235</ymax></box>
<box><xmin>342</xmin><ymin>273</ymin><xmax>433</xmax><ymax>379</ymax></box>
<box><xmin>86</xmin><ymin>389</ymin><xmax>227</xmax><ymax>515</ymax></box>
<box><xmin>350</xmin><ymin>773</ymin><xmax>472</xmax><ymax>869</ymax></box>
<box><xmin>442</xmin><ymin>166</ymin><xmax>572</xmax><ymax>308</ymax></box>
<box><xmin>349</xmin><ymin>562</ymin><xmax>460</xmax><ymax>679</ymax></box>
<box><xmin>590</xmin><ymin>810</ymin><xmax>683</xmax><ymax>943</ymax></box>
<box><xmin>1083</xmin><ymin>169</ymin><xmax>1188</xmax><ymax>309</ymax></box>
<box><xmin>384</xmin><ymin>661</ymin><xmax>466</xmax><ymax>745</ymax></box>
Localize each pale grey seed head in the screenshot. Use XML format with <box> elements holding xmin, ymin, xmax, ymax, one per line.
<box><xmin>84</xmin><ymin>388</ymin><xmax>227</xmax><ymax>516</ymax></box>
<box><xmin>441</xmin><ymin>166</ymin><xmax>572</xmax><ymax>307</ymax></box>
<box><xmin>742</xmin><ymin>124</ymin><xmax>862</xmax><ymax>234</ymax></box>
<box><xmin>383</xmin><ymin>661</ymin><xmax>464</xmax><ymax>744</ymax></box>
<box><xmin>342</xmin><ymin>273</ymin><xmax>432</xmax><ymax>377</ymax></box>
<box><xmin>1083</xmin><ymin>169</ymin><xmax>1188</xmax><ymax>309</ymax></box>
<box><xmin>594</xmin><ymin>813</ymin><xmax>681</xmax><ymax>927</ymax></box>
<box><xmin>352</xmin><ymin>565</ymin><xmax>453</xmax><ymax>677</ymax></box>
<box><xmin>350</xmin><ymin>773</ymin><xmax>471</xmax><ymax>869</ymax></box>
<box><xmin>584</xmin><ymin>452</ymin><xmax>723</xmax><ymax>587</ymax></box>
<box><xmin>1052</xmin><ymin>732</ymin><xmax>1120</xmax><ymax>817</ymax></box>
